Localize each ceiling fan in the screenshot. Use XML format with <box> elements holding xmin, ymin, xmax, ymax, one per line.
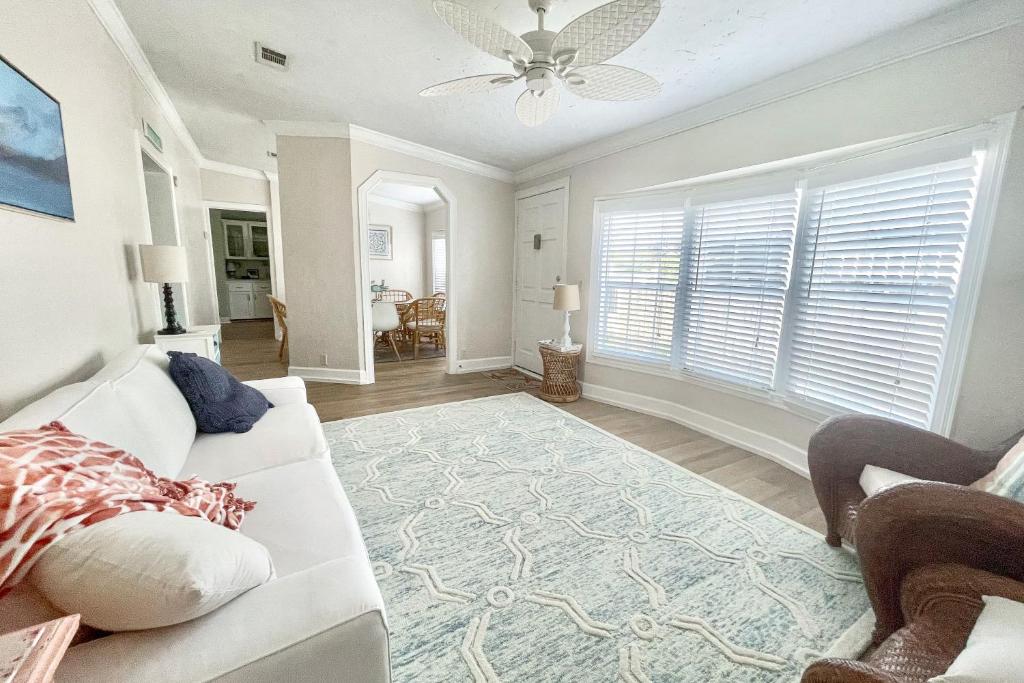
<box><xmin>420</xmin><ymin>0</ymin><xmax>662</xmax><ymax>127</ymax></box>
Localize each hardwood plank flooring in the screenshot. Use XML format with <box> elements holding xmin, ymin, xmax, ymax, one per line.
<box><xmin>221</xmin><ymin>320</ymin><xmax>824</xmax><ymax>534</ymax></box>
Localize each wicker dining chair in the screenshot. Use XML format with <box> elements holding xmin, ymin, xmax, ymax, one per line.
<box><xmin>432</xmin><ymin>291</ymin><xmax>446</xmax><ymax>298</ymax></box>
<box><xmin>268</xmin><ymin>295</ymin><xmax>288</xmax><ymax>362</ymax></box>
<box><xmin>401</xmin><ymin>297</ymin><xmax>445</xmax><ymax>359</ymax></box>
<box><xmin>374</xmin><ymin>289</ymin><xmax>413</xmax><ymax>303</ymax></box>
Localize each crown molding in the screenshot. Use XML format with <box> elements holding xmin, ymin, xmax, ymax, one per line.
<box><xmin>87</xmin><ymin>0</ymin><xmax>203</xmax><ymax>164</ymax></box>
<box><xmin>423</xmin><ymin>199</ymin><xmax>446</xmax><ymax>212</ymax></box>
<box><xmin>263</xmin><ymin>120</ymin><xmax>353</xmax><ymax>138</ymax></box>
<box><xmin>349</xmin><ymin>125</ymin><xmax>515</xmax><ymax>184</ymax></box>
<box><xmin>513</xmin><ymin>0</ymin><xmax>1024</xmax><ymax>184</ymax></box>
<box><xmin>199</xmin><ymin>158</ymin><xmax>268</xmax><ymax>180</ymax></box>
<box><xmin>368</xmin><ymin>195</ymin><xmax>425</xmax><ymax>214</ymax></box>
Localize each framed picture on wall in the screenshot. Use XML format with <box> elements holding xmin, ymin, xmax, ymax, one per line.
<box><xmin>368</xmin><ymin>224</ymin><xmax>393</xmax><ymax>260</ymax></box>
<box><xmin>0</xmin><ymin>55</ymin><xmax>74</xmax><ymax>220</ymax></box>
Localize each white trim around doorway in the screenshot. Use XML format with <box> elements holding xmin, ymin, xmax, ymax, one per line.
<box><xmin>355</xmin><ymin>171</ymin><xmax>457</xmax><ymax>383</ymax></box>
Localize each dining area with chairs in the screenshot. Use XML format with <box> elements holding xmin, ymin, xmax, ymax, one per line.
<box><xmin>371</xmin><ymin>288</ymin><xmax>447</xmax><ymax>363</ymax></box>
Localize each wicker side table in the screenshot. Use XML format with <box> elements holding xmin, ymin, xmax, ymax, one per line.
<box><xmin>538</xmin><ymin>343</ymin><xmax>583</xmax><ymax>403</ymax></box>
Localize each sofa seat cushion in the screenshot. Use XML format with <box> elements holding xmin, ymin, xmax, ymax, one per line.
<box><xmin>231</xmin><ymin>458</ymin><xmax>371</xmax><ymax>577</ymax></box>
<box><xmin>859</xmin><ymin>464</ymin><xmax>926</xmax><ymax>497</ymax></box>
<box><xmin>181</xmin><ymin>403</ymin><xmax>328</xmax><ymax>482</ymax></box>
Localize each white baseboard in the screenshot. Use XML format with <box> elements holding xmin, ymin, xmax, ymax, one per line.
<box><xmin>580</xmin><ymin>382</ymin><xmax>810</xmax><ymax>478</ymax></box>
<box><xmin>288</xmin><ymin>366</ymin><xmax>368</xmax><ymax>384</ymax></box>
<box><xmin>454</xmin><ymin>356</ymin><xmax>513</xmax><ymax>373</ymax></box>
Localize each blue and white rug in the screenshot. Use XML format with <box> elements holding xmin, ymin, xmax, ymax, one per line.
<box><xmin>326</xmin><ymin>393</ymin><xmax>871</xmax><ymax>682</ymax></box>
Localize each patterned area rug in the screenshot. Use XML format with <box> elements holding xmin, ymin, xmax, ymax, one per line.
<box><xmin>326</xmin><ymin>394</ymin><xmax>871</xmax><ymax>682</ymax></box>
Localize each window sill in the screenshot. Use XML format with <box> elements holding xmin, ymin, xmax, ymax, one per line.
<box><xmin>585</xmin><ymin>353</ymin><xmax>835</xmax><ymax>425</ymax></box>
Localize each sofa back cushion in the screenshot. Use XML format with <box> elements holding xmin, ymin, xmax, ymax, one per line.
<box><xmin>87</xmin><ymin>346</ymin><xmax>196</xmax><ymax>477</ymax></box>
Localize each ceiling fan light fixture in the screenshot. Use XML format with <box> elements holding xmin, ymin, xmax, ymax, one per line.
<box><xmin>526</xmin><ymin>67</ymin><xmax>556</xmax><ymax>92</ymax></box>
<box><xmin>424</xmin><ymin>0</ymin><xmax>662</xmax><ymax>126</ymax></box>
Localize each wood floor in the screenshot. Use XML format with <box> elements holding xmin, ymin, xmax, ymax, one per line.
<box><xmin>221</xmin><ymin>320</ymin><xmax>825</xmax><ymax>533</ymax></box>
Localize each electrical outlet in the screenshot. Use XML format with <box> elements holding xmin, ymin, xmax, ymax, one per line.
<box><xmin>320</xmin><ymin>353</ymin><xmax>328</xmax><ymax>367</ymax></box>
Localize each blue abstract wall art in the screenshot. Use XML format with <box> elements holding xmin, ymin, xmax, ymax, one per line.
<box><xmin>0</xmin><ymin>56</ymin><xmax>74</xmax><ymax>220</ymax></box>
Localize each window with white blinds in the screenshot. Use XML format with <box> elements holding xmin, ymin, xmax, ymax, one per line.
<box><xmin>589</xmin><ymin>126</ymin><xmax>1001</xmax><ymax>431</ymax></box>
<box><xmin>784</xmin><ymin>154</ymin><xmax>982</xmax><ymax>427</ymax></box>
<box><xmin>678</xmin><ymin>192</ymin><xmax>798</xmax><ymax>388</ymax></box>
<box><xmin>594</xmin><ymin>202</ymin><xmax>686</xmax><ymax>365</ymax></box>
<box><xmin>431</xmin><ymin>237</ymin><xmax>446</xmax><ymax>294</ymax></box>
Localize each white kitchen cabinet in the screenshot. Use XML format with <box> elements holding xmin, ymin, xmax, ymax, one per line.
<box><xmin>252</xmin><ymin>282</ymin><xmax>273</xmax><ymax>318</ymax></box>
<box><xmin>222</xmin><ymin>220</ymin><xmax>270</xmax><ymax>260</ymax></box>
<box><xmin>153</xmin><ymin>324</ymin><xmax>222</xmax><ymax>363</ymax></box>
<box><xmin>227</xmin><ymin>281</ymin><xmax>273</xmax><ymax>320</ymax></box>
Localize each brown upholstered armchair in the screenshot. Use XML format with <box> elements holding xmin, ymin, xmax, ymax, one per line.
<box><xmin>806</xmin><ymin>415</ymin><xmax>1022</xmax><ymax>547</ymax></box>
<box><xmin>802</xmin><ymin>483</ymin><xmax>1024</xmax><ymax>682</ymax></box>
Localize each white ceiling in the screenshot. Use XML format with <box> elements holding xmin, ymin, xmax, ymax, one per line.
<box><xmin>371</xmin><ymin>182</ymin><xmax>443</xmax><ymax>206</ymax></box>
<box><xmin>114</xmin><ymin>0</ymin><xmax>973</xmax><ymax>173</ymax></box>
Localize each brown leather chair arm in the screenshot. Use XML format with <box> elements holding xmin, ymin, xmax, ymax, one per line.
<box><xmin>802</xmin><ymin>659</ymin><xmax>900</xmax><ymax>683</ymax></box>
<box><xmin>855</xmin><ymin>482</ymin><xmax>1024</xmax><ymax>642</ymax></box>
<box><xmin>807</xmin><ymin>416</ymin><xmax>1001</xmax><ymax>544</ymax></box>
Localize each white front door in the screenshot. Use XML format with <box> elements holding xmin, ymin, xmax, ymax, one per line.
<box><xmin>514</xmin><ymin>187</ymin><xmax>567</xmax><ymax>374</ymax></box>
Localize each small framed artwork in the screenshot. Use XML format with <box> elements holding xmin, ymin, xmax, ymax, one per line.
<box><xmin>368</xmin><ymin>224</ymin><xmax>393</xmax><ymax>260</ymax></box>
<box><xmin>0</xmin><ymin>55</ymin><xmax>74</xmax><ymax>220</ymax></box>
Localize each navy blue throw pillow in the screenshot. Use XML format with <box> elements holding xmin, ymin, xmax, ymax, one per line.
<box><xmin>167</xmin><ymin>352</ymin><xmax>272</xmax><ymax>434</ymax></box>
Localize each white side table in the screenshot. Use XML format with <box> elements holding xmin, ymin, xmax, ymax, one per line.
<box><xmin>153</xmin><ymin>324</ymin><xmax>222</xmax><ymax>363</ymax></box>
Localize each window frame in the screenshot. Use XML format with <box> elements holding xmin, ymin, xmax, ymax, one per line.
<box><xmin>586</xmin><ymin>115</ymin><xmax>1016</xmax><ymax>434</ymax></box>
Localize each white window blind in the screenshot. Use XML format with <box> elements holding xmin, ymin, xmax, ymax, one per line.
<box><xmin>431</xmin><ymin>237</ymin><xmax>446</xmax><ymax>294</ymax></box>
<box><xmin>678</xmin><ymin>192</ymin><xmax>798</xmax><ymax>388</ymax></box>
<box><xmin>594</xmin><ymin>201</ymin><xmax>686</xmax><ymax>365</ymax></box>
<box><xmin>785</xmin><ymin>154</ymin><xmax>982</xmax><ymax>427</ymax></box>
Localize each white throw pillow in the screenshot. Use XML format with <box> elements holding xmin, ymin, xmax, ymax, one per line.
<box><xmin>29</xmin><ymin>512</ymin><xmax>274</xmax><ymax>631</ymax></box>
<box><xmin>929</xmin><ymin>595</ymin><xmax>1024</xmax><ymax>682</ymax></box>
<box><xmin>859</xmin><ymin>464</ymin><xmax>925</xmax><ymax>497</ymax></box>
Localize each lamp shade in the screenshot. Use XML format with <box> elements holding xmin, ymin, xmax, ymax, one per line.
<box><xmin>553</xmin><ymin>284</ymin><xmax>580</xmax><ymax>312</ymax></box>
<box><xmin>139</xmin><ymin>245</ymin><xmax>189</xmax><ymax>284</ymax></box>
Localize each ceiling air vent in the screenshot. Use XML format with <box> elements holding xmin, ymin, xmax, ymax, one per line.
<box><xmin>254</xmin><ymin>42</ymin><xmax>288</xmax><ymax>70</ymax></box>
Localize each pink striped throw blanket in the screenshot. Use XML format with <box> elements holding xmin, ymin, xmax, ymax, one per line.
<box><xmin>0</xmin><ymin>422</ymin><xmax>256</xmax><ymax>596</ymax></box>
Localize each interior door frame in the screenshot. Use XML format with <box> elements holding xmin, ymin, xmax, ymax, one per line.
<box><xmin>134</xmin><ymin>132</ymin><xmax>189</xmax><ymax>330</ymax></box>
<box><xmin>512</xmin><ymin>177</ymin><xmax>571</xmax><ymax>376</ymax></box>
<box><xmin>355</xmin><ymin>170</ymin><xmax>457</xmax><ymax>384</ymax></box>
<box><xmin>200</xmin><ymin>200</ymin><xmax>278</xmax><ymax>329</ymax></box>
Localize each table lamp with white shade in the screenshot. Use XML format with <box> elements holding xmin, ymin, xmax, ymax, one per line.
<box><xmin>140</xmin><ymin>244</ymin><xmax>189</xmax><ymax>335</ymax></box>
<box><xmin>553</xmin><ymin>283</ymin><xmax>580</xmax><ymax>350</ymax></box>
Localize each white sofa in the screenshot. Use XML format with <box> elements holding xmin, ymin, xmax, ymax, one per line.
<box><xmin>0</xmin><ymin>346</ymin><xmax>390</xmax><ymax>682</ymax></box>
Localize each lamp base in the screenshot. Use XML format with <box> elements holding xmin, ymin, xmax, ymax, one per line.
<box><xmin>158</xmin><ymin>282</ymin><xmax>187</xmax><ymax>336</ymax></box>
<box><xmin>157</xmin><ymin>324</ymin><xmax>187</xmax><ymax>336</ymax></box>
<box><xmin>558</xmin><ymin>310</ymin><xmax>573</xmax><ymax>350</ymax></box>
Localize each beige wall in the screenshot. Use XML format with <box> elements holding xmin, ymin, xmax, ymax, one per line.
<box><xmin>0</xmin><ymin>0</ymin><xmax>213</xmax><ymax>419</ymax></box>
<box><xmin>521</xmin><ymin>24</ymin><xmax>1024</xmax><ymax>456</ymax></box>
<box><xmin>200</xmin><ymin>168</ymin><xmax>270</xmax><ymax>206</ymax></box>
<box><xmin>366</xmin><ymin>201</ymin><xmax>427</xmax><ymax>299</ymax></box>
<box><xmin>275</xmin><ymin>136</ymin><xmax>358</xmax><ymax>370</ymax></box>
<box><xmin>350</xmin><ymin>141</ymin><xmax>516</xmax><ymax>363</ymax></box>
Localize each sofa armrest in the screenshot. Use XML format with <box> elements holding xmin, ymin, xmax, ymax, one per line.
<box><xmin>56</xmin><ymin>556</ymin><xmax>389</xmax><ymax>682</ymax></box>
<box><xmin>855</xmin><ymin>482</ymin><xmax>1024</xmax><ymax>643</ymax></box>
<box><xmin>243</xmin><ymin>376</ymin><xmax>307</xmax><ymax>407</ymax></box>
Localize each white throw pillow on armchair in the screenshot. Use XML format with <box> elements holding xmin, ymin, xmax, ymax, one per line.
<box><xmin>929</xmin><ymin>595</ymin><xmax>1024</xmax><ymax>682</ymax></box>
<box><xmin>858</xmin><ymin>464</ymin><xmax>926</xmax><ymax>496</ymax></box>
<box><xmin>30</xmin><ymin>511</ymin><xmax>274</xmax><ymax>631</ymax></box>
